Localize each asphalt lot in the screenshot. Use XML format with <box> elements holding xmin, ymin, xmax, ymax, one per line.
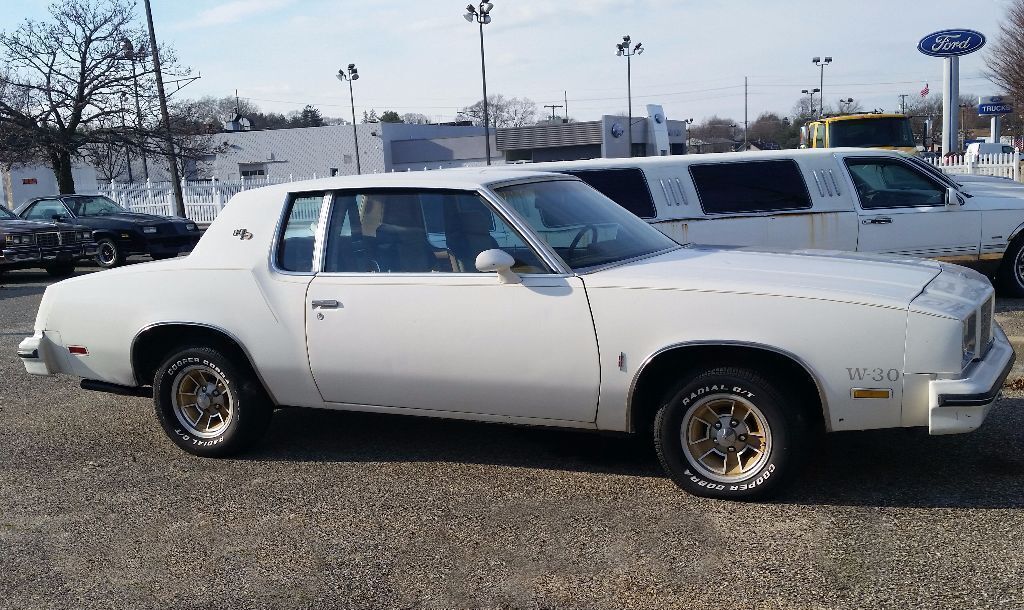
<box><xmin>2</xmin><ymin>267</ymin><xmax>1024</xmax><ymax>610</ymax></box>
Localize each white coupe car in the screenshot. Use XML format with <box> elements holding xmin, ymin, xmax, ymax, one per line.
<box><xmin>18</xmin><ymin>170</ymin><xmax>1014</xmax><ymax>499</ymax></box>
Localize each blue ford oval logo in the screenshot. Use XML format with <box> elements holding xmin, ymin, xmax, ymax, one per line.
<box><xmin>918</xmin><ymin>29</ymin><xmax>986</xmax><ymax>57</ymax></box>
<box><xmin>610</xmin><ymin>122</ymin><xmax>624</xmax><ymax>138</ymax></box>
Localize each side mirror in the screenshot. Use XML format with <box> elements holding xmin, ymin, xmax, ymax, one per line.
<box><xmin>475</xmin><ymin>249</ymin><xmax>521</xmax><ymax>284</ymax></box>
<box><xmin>945</xmin><ymin>187</ymin><xmax>963</xmax><ymax>207</ymax></box>
<box><xmin>51</xmin><ymin>214</ymin><xmax>64</xmax><ymax>221</ymax></box>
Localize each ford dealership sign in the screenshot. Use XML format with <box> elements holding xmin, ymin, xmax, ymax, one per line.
<box><xmin>918</xmin><ymin>29</ymin><xmax>986</xmax><ymax>57</ymax></box>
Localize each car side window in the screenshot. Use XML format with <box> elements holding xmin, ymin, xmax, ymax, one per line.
<box><xmin>845</xmin><ymin>159</ymin><xmax>945</xmax><ymax>209</ymax></box>
<box><xmin>690</xmin><ymin>160</ymin><xmax>812</xmax><ymax>214</ymax></box>
<box><xmin>322</xmin><ymin>189</ymin><xmax>549</xmax><ymax>274</ymax></box>
<box><xmin>560</xmin><ymin>169</ymin><xmax>657</xmax><ymax>218</ymax></box>
<box><xmin>814</xmin><ymin>124</ymin><xmax>825</xmax><ymax>148</ymax></box>
<box><xmin>276</xmin><ymin>192</ymin><xmax>327</xmax><ymax>273</ymax></box>
<box><xmin>23</xmin><ymin>199</ymin><xmax>68</xmax><ymax>221</ymax></box>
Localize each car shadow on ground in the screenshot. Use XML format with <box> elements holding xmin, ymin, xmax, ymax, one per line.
<box><xmin>251</xmin><ymin>398</ymin><xmax>1024</xmax><ymax>509</ymax></box>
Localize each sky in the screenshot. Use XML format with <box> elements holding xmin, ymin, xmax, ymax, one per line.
<box><xmin>0</xmin><ymin>0</ymin><xmax>1014</xmax><ymax>124</ymax></box>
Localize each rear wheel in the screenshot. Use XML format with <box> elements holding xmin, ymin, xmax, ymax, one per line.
<box><xmin>153</xmin><ymin>346</ymin><xmax>272</xmax><ymax>457</ymax></box>
<box><xmin>96</xmin><ymin>238</ymin><xmax>125</xmax><ymax>269</ymax></box>
<box><xmin>654</xmin><ymin>366</ymin><xmax>808</xmax><ymax>500</ymax></box>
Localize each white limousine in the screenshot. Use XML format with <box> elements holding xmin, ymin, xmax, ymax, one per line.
<box><xmin>488</xmin><ymin>149</ymin><xmax>1024</xmax><ymax>295</ymax></box>
<box><xmin>19</xmin><ymin>170</ymin><xmax>1014</xmax><ymax>500</ymax></box>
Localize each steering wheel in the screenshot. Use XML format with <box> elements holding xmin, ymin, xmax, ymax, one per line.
<box><xmin>567</xmin><ymin>224</ymin><xmax>598</xmax><ymax>262</ymax></box>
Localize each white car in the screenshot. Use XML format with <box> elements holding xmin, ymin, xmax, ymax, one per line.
<box><xmin>482</xmin><ymin>150</ymin><xmax>1024</xmax><ymax>295</ymax></box>
<box><xmin>18</xmin><ymin>170</ymin><xmax>1014</xmax><ymax>500</ymax></box>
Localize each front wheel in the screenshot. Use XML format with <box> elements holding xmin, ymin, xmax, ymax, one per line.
<box><xmin>998</xmin><ymin>237</ymin><xmax>1024</xmax><ymax>297</ymax></box>
<box><xmin>45</xmin><ymin>262</ymin><xmax>75</xmax><ymax>277</ymax></box>
<box><xmin>153</xmin><ymin>346</ymin><xmax>272</xmax><ymax>457</ymax></box>
<box><xmin>654</xmin><ymin>367</ymin><xmax>807</xmax><ymax>500</ymax></box>
<box><xmin>95</xmin><ymin>238</ymin><xmax>125</xmax><ymax>269</ymax></box>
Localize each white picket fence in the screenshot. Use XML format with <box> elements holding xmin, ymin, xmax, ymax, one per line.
<box><xmin>927</xmin><ymin>152</ymin><xmax>1022</xmax><ymax>182</ymax></box>
<box><xmin>98</xmin><ymin>175</ymin><xmax>317</xmax><ymax>224</ymax></box>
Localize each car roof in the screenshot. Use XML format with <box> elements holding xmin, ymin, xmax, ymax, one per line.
<box><xmin>232</xmin><ymin>168</ymin><xmax>568</xmax><ymax>198</ymax></box>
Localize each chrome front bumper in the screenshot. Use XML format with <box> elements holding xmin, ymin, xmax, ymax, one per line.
<box><xmin>928</xmin><ymin>325</ymin><xmax>1015</xmax><ymax>435</ymax></box>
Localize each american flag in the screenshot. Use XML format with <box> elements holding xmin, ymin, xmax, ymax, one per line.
<box><xmin>920</xmin><ymin>83</ymin><xmax>930</xmax><ymax>97</ymax></box>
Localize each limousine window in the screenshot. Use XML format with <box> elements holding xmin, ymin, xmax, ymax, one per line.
<box><xmin>561</xmin><ymin>168</ymin><xmax>657</xmax><ymax>218</ymax></box>
<box><xmin>690</xmin><ymin>160</ymin><xmax>812</xmax><ymax>214</ymax></box>
<box><xmin>845</xmin><ymin>158</ymin><xmax>945</xmax><ymax>208</ymax></box>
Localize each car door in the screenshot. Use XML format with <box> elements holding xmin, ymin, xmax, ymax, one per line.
<box><xmin>845</xmin><ymin>156</ymin><xmax>981</xmax><ymax>259</ymax></box>
<box><xmin>304</xmin><ymin>188</ymin><xmax>601</xmax><ymax>423</ymax></box>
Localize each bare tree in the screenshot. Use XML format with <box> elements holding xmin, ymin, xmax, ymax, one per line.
<box><xmin>987</xmin><ymin>0</ymin><xmax>1024</xmax><ymax>107</ymax></box>
<box><xmin>457</xmin><ymin>94</ymin><xmax>538</xmax><ymax>128</ymax></box>
<box><xmin>0</xmin><ymin>0</ymin><xmax>183</xmax><ymax>193</ymax></box>
<box><xmin>167</xmin><ymin>98</ymin><xmax>227</xmax><ymax>180</ymax></box>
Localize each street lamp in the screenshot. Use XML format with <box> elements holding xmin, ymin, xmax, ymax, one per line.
<box><xmin>812</xmin><ymin>56</ymin><xmax>832</xmax><ymax>116</ymax></box>
<box><xmin>838</xmin><ymin>97</ymin><xmax>854</xmax><ymax>114</ymax></box>
<box><xmin>336</xmin><ymin>64</ymin><xmax>361</xmax><ymax>175</ymax></box>
<box><xmin>616</xmin><ymin>35</ymin><xmax>643</xmax><ymax>157</ymax></box>
<box><xmin>120</xmin><ymin>38</ymin><xmax>150</xmax><ymax>180</ymax></box>
<box><xmin>464</xmin><ymin>2</ymin><xmax>494</xmax><ymax>165</ymax></box>
<box><xmin>801</xmin><ymin>88</ymin><xmax>821</xmax><ymax>117</ymax></box>
<box><xmin>683</xmin><ymin>117</ymin><xmax>694</xmax><ymax>153</ymax></box>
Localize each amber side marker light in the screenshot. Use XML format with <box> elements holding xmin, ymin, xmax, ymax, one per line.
<box><xmin>68</xmin><ymin>346</ymin><xmax>89</xmax><ymax>355</ymax></box>
<box><xmin>851</xmin><ymin>388</ymin><xmax>892</xmax><ymax>399</ymax></box>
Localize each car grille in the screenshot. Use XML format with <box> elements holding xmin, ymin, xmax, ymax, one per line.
<box><xmin>35</xmin><ymin>232</ymin><xmax>59</xmax><ymax>247</ymax></box>
<box><xmin>979</xmin><ymin>295</ymin><xmax>994</xmax><ymax>356</ymax></box>
<box><xmin>61</xmin><ymin>231</ymin><xmax>77</xmax><ymax>244</ymax></box>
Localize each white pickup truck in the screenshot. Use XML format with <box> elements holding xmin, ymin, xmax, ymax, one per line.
<box><xmin>494</xmin><ymin>149</ymin><xmax>1024</xmax><ymax>294</ymax></box>
<box><xmin>18</xmin><ymin>170</ymin><xmax>1013</xmax><ymax>500</ymax></box>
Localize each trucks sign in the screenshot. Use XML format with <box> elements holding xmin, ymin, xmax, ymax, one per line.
<box><xmin>979</xmin><ymin>96</ymin><xmax>1014</xmax><ymax>116</ymax></box>
<box><xmin>917</xmin><ymin>29</ymin><xmax>986</xmax><ymax>57</ymax></box>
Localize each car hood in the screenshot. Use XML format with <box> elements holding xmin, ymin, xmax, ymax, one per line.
<box><xmin>583</xmin><ymin>245</ymin><xmax>946</xmax><ymax>310</ymax></box>
<box><xmin>0</xmin><ymin>218</ymin><xmax>86</xmax><ymax>232</ymax></box>
<box><xmin>78</xmin><ymin>212</ymin><xmax>175</xmax><ymax>225</ymax></box>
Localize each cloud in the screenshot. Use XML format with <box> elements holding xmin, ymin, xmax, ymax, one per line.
<box><xmin>190</xmin><ymin>0</ymin><xmax>293</xmax><ymax>28</ymax></box>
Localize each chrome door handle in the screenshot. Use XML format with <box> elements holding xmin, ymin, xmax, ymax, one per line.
<box><xmin>311</xmin><ymin>299</ymin><xmax>341</xmax><ymax>310</ymax></box>
<box><xmin>862</xmin><ymin>217</ymin><xmax>893</xmax><ymax>225</ymax></box>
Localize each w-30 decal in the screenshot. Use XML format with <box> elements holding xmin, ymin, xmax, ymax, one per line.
<box><xmin>847</xmin><ymin>367</ymin><xmax>901</xmax><ymax>382</ymax></box>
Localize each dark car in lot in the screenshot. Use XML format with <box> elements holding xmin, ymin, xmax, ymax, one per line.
<box><xmin>0</xmin><ymin>204</ymin><xmax>97</xmax><ymax>277</ymax></box>
<box><xmin>16</xmin><ymin>194</ymin><xmax>201</xmax><ymax>268</ymax></box>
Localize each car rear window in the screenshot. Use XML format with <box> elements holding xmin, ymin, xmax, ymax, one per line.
<box><xmin>560</xmin><ymin>168</ymin><xmax>657</xmax><ymax>218</ymax></box>
<box><xmin>690</xmin><ymin>160</ymin><xmax>812</xmax><ymax>215</ymax></box>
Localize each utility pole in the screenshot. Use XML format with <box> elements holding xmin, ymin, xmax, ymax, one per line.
<box><xmin>743</xmin><ymin>76</ymin><xmax>748</xmax><ymax>150</ymax></box>
<box><xmin>142</xmin><ymin>0</ymin><xmax>184</xmax><ymax>217</ymax></box>
<box><xmin>544</xmin><ymin>104</ymin><xmax>564</xmax><ymax>122</ymax></box>
<box><xmin>898</xmin><ymin>94</ymin><xmax>909</xmax><ymax>115</ymax></box>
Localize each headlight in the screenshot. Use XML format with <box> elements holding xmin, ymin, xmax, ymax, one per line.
<box><xmin>78</xmin><ymin>231</ymin><xmax>91</xmax><ymax>241</ymax></box>
<box><xmin>5</xmin><ymin>233</ymin><xmax>34</xmax><ymax>245</ymax></box>
<box><xmin>185</xmin><ymin>223</ymin><xmax>197</xmax><ymax>232</ymax></box>
<box><xmin>142</xmin><ymin>226</ymin><xmax>158</xmax><ymax>234</ymax></box>
<box><xmin>962</xmin><ymin>311</ymin><xmax>978</xmax><ymax>367</ymax></box>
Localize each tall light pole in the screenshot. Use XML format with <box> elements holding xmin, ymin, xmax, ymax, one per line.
<box><xmin>812</xmin><ymin>56</ymin><xmax>832</xmax><ymax>116</ymax></box>
<box><xmin>142</xmin><ymin>0</ymin><xmax>184</xmax><ymax>217</ymax></box>
<box><xmin>616</xmin><ymin>35</ymin><xmax>643</xmax><ymax>157</ymax></box>
<box><xmin>336</xmin><ymin>64</ymin><xmax>361</xmax><ymax>175</ymax></box>
<box><xmin>464</xmin><ymin>2</ymin><xmax>494</xmax><ymax>165</ymax></box>
<box><xmin>120</xmin><ymin>39</ymin><xmax>149</xmax><ymax>180</ymax></box>
<box><xmin>802</xmin><ymin>88</ymin><xmax>820</xmax><ymax>117</ymax></box>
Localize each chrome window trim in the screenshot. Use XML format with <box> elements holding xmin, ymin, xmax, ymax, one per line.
<box><xmin>625</xmin><ymin>340</ymin><xmax>833</xmax><ymax>433</ymax></box>
<box><xmin>812</xmin><ymin>170</ymin><xmax>826</xmax><ymax>197</ymax></box>
<box><xmin>827</xmin><ymin>168</ymin><xmax>842</xmax><ymax>195</ymax></box>
<box><xmin>269</xmin><ymin>190</ymin><xmax>330</xmax><ymax>277</ymax></box>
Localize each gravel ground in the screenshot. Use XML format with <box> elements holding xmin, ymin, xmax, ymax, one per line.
<box><xmin>2</xmin><ymin>268</ymin><xmax>1024</xmax><ymax>610</ymax></box>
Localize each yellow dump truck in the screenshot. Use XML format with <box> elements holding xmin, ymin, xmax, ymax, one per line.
<box><xmin>800</xmin><ymin>113</ymin><xmax>917</xmax><ymax>154</ymax></box>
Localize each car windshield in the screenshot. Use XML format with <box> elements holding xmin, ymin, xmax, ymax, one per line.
<box><xmin>493</xmin><ymin>179</ymin><xmax>678</xmax><ymax>271</ymax></box>
<box><xmin>829</xmin><ymin>118</ymin><xmax>915</xmax><ymax>148</ymax></box>
<box><xmin>64</xmin><ymin>195</ymin><xmax>125</xmax><ymax>216</ymax></box>
<box><xmin>0</xmin><ymin>205</ymin><xmax>16</xmax><ymax>219</ymax></box>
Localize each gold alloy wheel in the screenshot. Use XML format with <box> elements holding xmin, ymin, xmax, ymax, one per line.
<box><xmin>171</xmin><ymin>365</ymin><xmax>235</xmax><ymax>438</ymax></box>
<box><xmin>681</xmin><ymin>394</ymin><xmax>772</xmax><ymax>483</ymax></box>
